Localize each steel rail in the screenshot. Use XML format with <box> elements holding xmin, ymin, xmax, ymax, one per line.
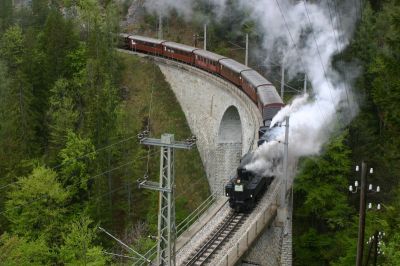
<box><xmin>184</xmin><ymin>212</ymin><xmax>246</xmax><ymax>266</ymax></box>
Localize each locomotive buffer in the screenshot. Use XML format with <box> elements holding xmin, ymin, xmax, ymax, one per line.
<box><xmin>137</xmin><ymin>132</ymin><xmax>196</xmax><ymax>266</ymax></box>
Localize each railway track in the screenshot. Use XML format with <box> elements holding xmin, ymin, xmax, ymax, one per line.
<box><xmin>183</xmin><ymin>211</ymin><xmax>248</xmax><ymax>266</ymax></box>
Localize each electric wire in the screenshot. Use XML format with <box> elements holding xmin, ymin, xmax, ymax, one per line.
<box><xmin>0</xmin><ymin>150</ymin><xmax>159</xmax><ymax>216</ymax></box>
<box><xmin>326</xmin><ymin>0</ymin><xmax>352</xmax><ymax>112</ymax></box>
<box><xmin>144</xmin><ymin>46</ymin><xmax>158</xmax><ymax>178</ymax></box>
<box><xmin>103</xmin><ymin>251</ymin><xmax>138</xmax><ymax>260</ymax></box>
<box><xmin>0</xmin><ymin>134</ymin><xmax>138</xmax><ymax>191</ymax></box>
<box><xmin>332</xmin><ymin>0</ymin><xmax>362</xmax><ymax>110</ymax></box>
<box><xmin>301</xmin><ymin>1</ymin><xmax>339</xmax><ymax>110</ymax></box>
<box><xmin>270</xmin><ymin>76</ymin><xmax>303</xmax><ymax>93</ymax></box>
<box><xmin>273</xmin><ymin>0</ymin><xmax>331</xmax><ymax>125</ymax></box>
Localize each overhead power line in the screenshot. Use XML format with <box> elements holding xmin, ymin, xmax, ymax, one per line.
<box><xmin>273</xmin><ymin>0</ymin><xmax>331</xmax><ymax>124</ymax></box>
<box><xmin>0</xmin><ymin>134</ymin><xmax>137</xmax><ymax>191</ymax></box>
<box><xmin>0</xmin><ymin>149</ymin><xmax>159</xmax><ymax>216</ymax></box>
<box><xmin>326</xmin><ymin>1</ymin><xmax>352</xmax><ymax>111</ymax></box>
<box><xmin>301</xmin><ymin>0</ymin><xmax>340</xmax><ymax>112</ymax></box>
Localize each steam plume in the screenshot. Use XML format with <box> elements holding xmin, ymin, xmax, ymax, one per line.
<box><xmin>143</xmin><ymin>0</ymin><xmax>359</xmax><ymax>178</ymax></box>
<box><xmin>242</xmin><ymin>0</ymin><xmax>358</xmax><ymax>178</ymax></box>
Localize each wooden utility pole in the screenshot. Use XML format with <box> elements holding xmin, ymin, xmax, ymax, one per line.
<box><xmin>245</xmin><ymin>34</ymin><xmax>249</xmax><ymax>66</ymax></box>
<box><xmin>280</xmin><ymin>61</ymin><xmax>285</xmax><ymax>99</ymax></box>
<box><xmin>204</xmin><ymin>24</ymin><xmax>207</xmax><ymax>50</ymax></box>
<box><xmin>356</xmin><ymin>161</ymin><xmax>367</xmax><ymax>266</ymax></box>
<box><xmin>158</xmin><ymin>14</ymin><xmax>163</xmax><ymax>39</ymax></box>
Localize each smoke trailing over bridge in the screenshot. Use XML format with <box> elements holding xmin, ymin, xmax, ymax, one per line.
<box><xmin>144</xmin><ymin>0</ymin><xmax>360</xmax><ymax>178</ymax></box>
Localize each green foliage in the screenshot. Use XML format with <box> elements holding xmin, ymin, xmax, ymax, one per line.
<box><xmin>59</xmin><ymin>132</ymin><xmax>96</xmax><ymax>198</ymax></box>
<box><xmin>295</xmin><ymin>132</ymin><xmax>352</xmax><ymax>229</ymax></box>
<box><xmin>0</xmin><ymin>233</ymin><xmax>51</xmax><ymax>265</ymax></box>
<box><xmin>41</xmin><ymin>9</ymin><xmax>79</xmax><ymax>85</ymax></box>
<box><xmin>59</xmin><ymin>215</ymin><xmax>108</xmax><ymax>265</ymax></box>
<box><xmin>0</xmin><ymin>26</ymin><xmax>38</xmax><ymax>172</ymax></box>
<box><xmin>376</xmin><ymin>187</ymin><xmax>400</xmax><ymax>265</ymax></box>
<box><xmin>0</xmin><ymin>25</ymin><xmax>24</xmax><ymax>70</ymax></box>
<box><xmin>382</xmin><ymin>232</ymin><xmax>400</xmax><ymax>265</ymax></box>
<box><xmin>31</xmin><ymin>0</ymin><xmax>50</xmax><ymax>26</ymax></box>
<box><xmin>335</xmin><ymin>1</ymin><xmax>400</xmax><ymax>264</ymax></box>
<box><xmin>0</xmin><ymin>2</ymin><xmax>208</xmax><ymax>263</ymax></box>
<box><xmin>294</xmin><ymin>132</ymin><xmax>354</xmax><ymax>265</ymax></box>
<box><xmin>47</xmin><ymin>79</ymin><xmax>79</xmax><ymax>155</ymax></box>
<box><xmin>5</xmin><ymin>166</ymin><xmax>69</xmax><ymax>241</ymax></box>
<box><xmin>0</xmin><ymin>0</ymin><xmax>12</xmax><ymax>32</ymax></box>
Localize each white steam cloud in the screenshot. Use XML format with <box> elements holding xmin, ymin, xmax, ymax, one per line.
<box><xmin>241</xmin><ymin>0</ymin><xmax>358</xmax><ymax>178</ymax></box>
<box><xmin>144</xmin><ymin>0</ymin><xmax>359</xmax><ymax>178</ymax></box>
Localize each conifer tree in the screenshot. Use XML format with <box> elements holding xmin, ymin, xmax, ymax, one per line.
<box><xmin>59</xmin><ymin>131</ymin><xmax>96</xmax><ymax>202</ymax></box>
<box><xmin>47</xmin><ymin>79</ymin><xmax>79</xmax><ymax>157</ymax></box>
<box><xmin>59</xmin><ymin>215</ymin><xmax>108</xmax><ymax>265</ymax></box>
<box><xmin>0</xmin><ymin>0</ymin><xmax>13</xmax><ymax>33</ymax></box>
<box><xmin>0</xmin><ymin>26</ymin><xmax>38</xmax><ymax>173</ymax></box>
<box><xmin>0</xmin><ymin>233</ymin><xmax>51</xmax><ymax>265</ymax></box>
<box><xmin>5</xmin><ymin>166</ymin><xmax>69</xmax><ymax>242</ymax></box>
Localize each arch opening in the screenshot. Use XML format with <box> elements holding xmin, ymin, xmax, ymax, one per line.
<box><xmin>218</xmin><ymin>106</ymin><xmax>242</xmax><ymax>144</ymax></box>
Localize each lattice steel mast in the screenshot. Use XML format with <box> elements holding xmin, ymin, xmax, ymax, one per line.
<box><xmin>138</xmin><ymin>133</ymin><xmax>196</xmax><ymax>266</ymax></box>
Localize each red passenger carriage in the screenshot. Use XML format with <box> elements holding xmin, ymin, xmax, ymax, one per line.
<box><xmin>241</xmin><ymin>70</ymin><xmax>272</xmax><ymax>104</ymax></box>
<box><xmin>194</xmin><ymin>50</ymin><xmax>227</xmax><ymax>74</ymax></box>
<box><xmin>128</xmin><ymin>35</ymin><xmax>165</xmax><ymax>55</ymax></box>
<box><xmin>162</xmin><ymin>42</ymin><xmax>197</xmax><ymax>64</ymax></box>
<box><xmin>257</xmin><ymin>85</ymin><xmax>284</xmax><ymax>125</ymax></box>
<box><xmin>219</xmin><ymin>59</ymin><xmax>251</xmax><ymax>87</ymax></box>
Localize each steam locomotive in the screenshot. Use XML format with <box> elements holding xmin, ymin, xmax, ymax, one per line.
<box><xmin>225</xmin><ymin>153</ymin><xmax>274</xmax><ymax>212</ymax></box>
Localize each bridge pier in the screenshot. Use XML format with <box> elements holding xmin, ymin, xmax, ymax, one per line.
<box><xmin>153</xmin><ymin>58</ymin><xmax>261</xmax><ymax>194</ymax></box>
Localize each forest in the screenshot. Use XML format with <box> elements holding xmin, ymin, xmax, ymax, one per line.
<box><xmin>0</xmin><ymin>0</ymin><xmax>209</xmax><ymax>264</ymax></box>
<box><xmin>0</xmin><ymin>0</ymin><xmax>400</xmax><ymax>265</ymax></box>
<box><xmin>292</xmin><ymin>1</ymin><xmax>400</xmax><ymax>265</ymax></box>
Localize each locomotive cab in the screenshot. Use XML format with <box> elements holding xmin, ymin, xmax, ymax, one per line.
<box><xmin>225</xmin><ymin>153</ymin><xmax>274</xmax><ymax>212</ymax></box>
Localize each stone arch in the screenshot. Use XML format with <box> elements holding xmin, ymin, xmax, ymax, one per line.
<box><xmin>218</xmin><ymin>105</ymin><xmax>242</xmax><ymax>144</ymax></box>
<box><xmin>213</xmin><ymin>106</ymin><xmax>243</xmax><ymax>194</ymax></box>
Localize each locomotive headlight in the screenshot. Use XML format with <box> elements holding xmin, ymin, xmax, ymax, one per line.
<box><xmin>237</xmin><ymin>179</ymin><xmax>241</xmax><ymax>184</ymax></box>
<box><xmin>226</xmin><ymin>193</ymin><xmax>229</xmax><ymax>196</ymax></box>
<box><xmin>250</xmin><ymin>194</ymin><xmax>253</xmax><ymax>198</ymax></box>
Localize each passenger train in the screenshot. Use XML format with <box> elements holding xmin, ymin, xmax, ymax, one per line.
<box><xmin>120</xmin><ymin>33</ymin><xmax>283</xmax><ymax>211</ymax></box>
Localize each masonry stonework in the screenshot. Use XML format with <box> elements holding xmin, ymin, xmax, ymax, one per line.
<box><xmin>155</xmin><ymin>60</ymin><xmax>261</xmax><ymax>195</ymax></box>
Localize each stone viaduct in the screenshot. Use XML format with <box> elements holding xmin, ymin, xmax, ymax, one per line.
<box><xmin>119</xmin><ymin>49</ymin><xmax>292</xmax><ymax>266</ymax></box>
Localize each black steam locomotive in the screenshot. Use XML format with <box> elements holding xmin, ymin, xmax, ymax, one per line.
<box><xmin>225</xmin><ymin>153</ymin><xmax>274</xmax><ymax>212</ymax></box>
